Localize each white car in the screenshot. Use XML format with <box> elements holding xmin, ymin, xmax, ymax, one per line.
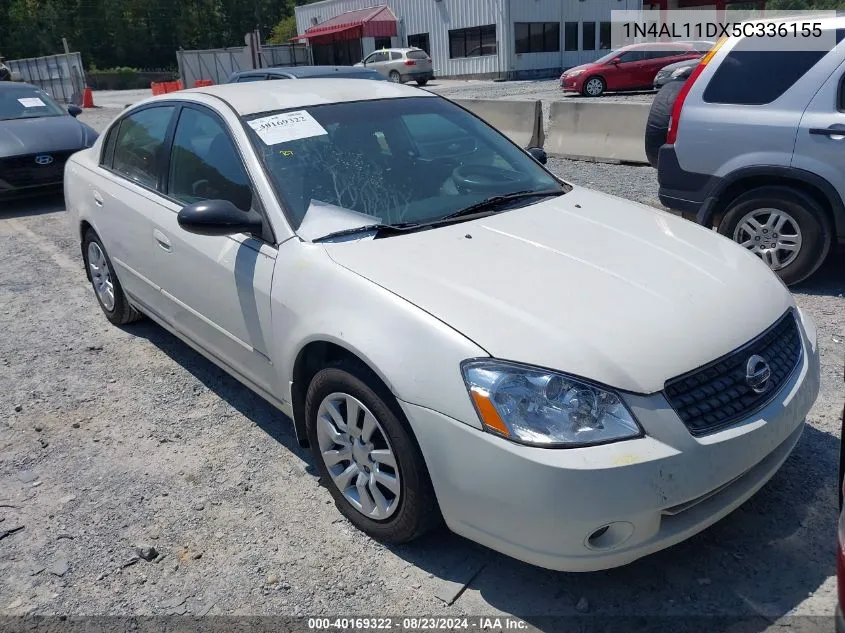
<box><xmin>65</xmin><ymin>80</ymin><xmax>820</xmax><ymax>572</ymax></box>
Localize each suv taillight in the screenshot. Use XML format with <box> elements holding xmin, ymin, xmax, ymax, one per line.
<box><xmin>404</xmin><ymin>59</ymin><xmax>416</xmax><ymax>66</ymax></box>
<box><xmin>666</xmin><ymin>38</ymin><xmax>727</xmax><ymax>145</ymax></box>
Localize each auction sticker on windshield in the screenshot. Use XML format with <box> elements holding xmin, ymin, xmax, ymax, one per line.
<box><xmin>18</xmin><ymin>97</ymin><xmax>46</xmax><ymax>108</ymax></box>
<box><xmin>248</xmin><ymin>110</ymin><xmax>327</xmax><ymax>145</ymax></box>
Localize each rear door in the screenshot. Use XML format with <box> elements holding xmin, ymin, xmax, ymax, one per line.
<box><xmin>793</xmin><ymin>50</ymin><xmax>845</xmax><ymax>242</ymax></box>
<box><xmin>94</xmin><ymin>105</ymin><xmax>177</xmax><ymax>313</ymax></box>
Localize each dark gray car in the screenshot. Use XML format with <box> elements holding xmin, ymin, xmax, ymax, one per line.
<box><xmin>227</xmin><ymin>66</ymin><xmax>386</xmax><ymax>83</ymax></box>
<box><xmin>0</xmin><ymin>82</ymin><xmax>97</xmax><ymax>199</ymax></box>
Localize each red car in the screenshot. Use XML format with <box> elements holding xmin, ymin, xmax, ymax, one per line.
<box><xmin>560</xmin><ymin>42</ymin><xmax>707</xmax><ymax>97</ymax></box>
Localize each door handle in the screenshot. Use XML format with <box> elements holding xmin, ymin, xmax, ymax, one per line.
<box><xmin>93</xmin><ymin>191</ymin><xmax>104</xmax><ymax>207</ymax></box>
<box><xmin>809</xmin><ymin>127</ymin><xmax>845</xmax><ymax>138</ymax></box>
<box><xmin>153</xmin><ymin>229</ymin><xmax>171</xmax><ymax>252</ymax></box>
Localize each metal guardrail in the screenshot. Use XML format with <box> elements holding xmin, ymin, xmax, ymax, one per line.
<box><xmin>6</xmin><ymin>52</ymin><xmax>86</xmax><ymax>105</ymax></box>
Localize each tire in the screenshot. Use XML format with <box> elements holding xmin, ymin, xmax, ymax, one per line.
<box><xmin>581</xmin><ymin>76</ymin><xmax>605</xmax><ymax>97</ymax></box>
<box><xmin>389</xmin><ymin>70</ymin><xmax>402</xmax><ymax>83</ymax></box>
<box><xmin>645</xmin><ymin>80</ymin><xmax>683</xmax><ymax>168</ymax></box>
<box><xmin>717</xmin><ymin>186</ymin><xmax>831</xmax><ymax>286</ymax></box>
<box><xmin>305</xmin><ymin>362</ymin><xmax>441</xmax><ymax>543</ymax></box>
<box><xmin>415</xmin><ymin>78</ymin><xmax>429</xmax><ymax>87</ymax></box>
<box><xmin>81</xmin><ymin>229</ymin><xmax>143</xmax><ymax>325</ymax></box>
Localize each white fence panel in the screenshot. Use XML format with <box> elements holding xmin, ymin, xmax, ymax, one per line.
<box><xmin>7</xmin><ymin>52</ymin><xmax>86</xmax><ymax>104</ymax></box>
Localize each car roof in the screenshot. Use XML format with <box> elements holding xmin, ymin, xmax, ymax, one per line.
<box><xmin>623</xmin><ymin>42</ymin><xmax>695</xmax><ymax>50</ymax></box>
<box><xmin>176</xmin><ymin>78</ymin><xmax>433</xmax><ymax>116</ymax></box>
<box><xmin>372</xmin><ymin>47</ymin><xmax>422</xmax><ymax>53</ymax></box>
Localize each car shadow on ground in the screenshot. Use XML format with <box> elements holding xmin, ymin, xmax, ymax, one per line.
<box><xmin>0</xmin><ymin>192</ymin><xmax>66</xmax><ymax>219</ymax></box>
<box><xmin>794</xmin><ymin>249</ymin><xmax>845</xmax><ymax>297</ymax></box>
<box><xmin>564</xmin><ymin>90</ymin><xmax>657</xmax><ymax>98</ymax></box>
<box><xmin>126</xmin><ymin>316</ymin><xmax>838</xmax><ymax>631</ymax></box>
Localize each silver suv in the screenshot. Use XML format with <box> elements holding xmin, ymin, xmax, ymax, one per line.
<box><xmin>354</xmin><ymin>47</ymin><xmax>434</xmax><ymax>86</ymax></box>
<box><xmin>658</xmin><ymin>17</ymin><xmax>845</xmax><ymax>285</ymax></box>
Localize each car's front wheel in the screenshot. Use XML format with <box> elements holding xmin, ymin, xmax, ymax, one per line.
<box><xmin>82</xmin><ymin>229</ymin><xmax>143</xmax><ymax>325</ymax></box>
<box><xmin>582</xmin><ymin>76</ymin><xmax>605</xmax><ymax>97</ymax></box>
<box><xmin>305</xmin><ymin>362</ymin><xmax>440</xmax><ymax>543</ymax></box>
<box><xmin>718</xmin><ymin>186</ymin><xmax>831</xmax><ymax>286</ymax></box>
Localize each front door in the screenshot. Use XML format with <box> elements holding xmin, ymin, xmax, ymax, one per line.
<box><xmin>148</xmin><ymin>104</ymin><xmax>279</xmax><ymax>393</ymax></box>
<box><xmin>363</xmin><ymin>50</ymin><xmax>390</xmax><ymax>78</ymax></box>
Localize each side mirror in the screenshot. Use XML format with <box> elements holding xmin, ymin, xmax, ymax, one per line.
<box><xmin>177</xmin><ymin>199</ymin><xmax>263</xmax><ymax>237</ymax></box>
<box><xmin>68</xmin><ymin>105</ymin><xmax>83</xmax><ymax>117</ymax></box>
<box><xmin>527</xmin><ymin>147</ymin><xmax>548</xmax><ymax>165</ymax></box>
<box><xmin>611</xmin><ymin>58</ymin><xmax>621</xmax><ymax>65</ymax></box>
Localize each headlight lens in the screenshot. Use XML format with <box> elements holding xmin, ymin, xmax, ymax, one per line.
<box><xmin>461</xmin><ymin>360</ymin><xmax>641</xmax><ymax>447</ymax></box>
<box><xmin>566</xmin><ymin>69</ymin><xmax>585</xmax><ymax>78</ymax></box>
<box><xmin>670</xmin><ymin>67</ymin><xmax>689</xmax><ymax>79</ymax></box>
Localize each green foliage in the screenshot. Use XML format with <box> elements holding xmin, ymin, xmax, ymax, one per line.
<box><xmin>267</xmin><ymin>15</ymin><xmax>297</xmax><ymax>45</ymax></box>
<box><xmin>0</xmin><ymin>0</ymin><xmax>323</xmax><ymax>69</ymax></box>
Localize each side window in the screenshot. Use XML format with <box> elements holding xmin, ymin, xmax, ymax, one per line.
<box><xmin>390</xmin><ymin>52</ymin><xmax>402</xmax><ymax>61</ymax></box>
<box><xmin>238</xmin><ymin>74</ymin><xmax>267</xmax><ymax>82</ymax></box>
<box><xmin>618</xmin><ymin>51</ymin><xmax>644</xmax><ymax>63</ymax></box>
<box><xmin>101</xmin><ymin>123</ymin><xmax>120</xmax><ymax>167</ymax></box>
<box><xmin>704</xmin><ymin>38</ymin><xmax>830</xmax><ymax>105</ymax></box>
<box><xmin>111</xmin><ymin>106</ymin><xmax>175</xmax><ymax>189</ymax></box>
<box><xmin>167</xmin><ymin>107</ymin><xmax>253</xmax><ymax>212</ymax></box>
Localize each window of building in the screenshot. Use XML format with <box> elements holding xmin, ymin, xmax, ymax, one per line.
<box><xmin>408</xmin><ymin>33</ymin><xmax>430</xmax><ymax>54</ymax></box>
<box><xmin>374</xmin><ymin>36</ymin><xmax>391</xmax><ymax>50</ymax></box>
<box><xmin>599</xmin><ymin>21</ymin><xmax>611</xmax><ymax>49</ymax></box>
<box><xmin>582</xmin><ymin>22</ymin><xmax>596</xmax><ymax>51</ymax></box>
<box><xmin>449</xmin><ymin>25</ymin><xmax>497</xmax><ymax>58</ymax></box>
<box><xmin>564</xmin><ymin>22</ymin><xmax>579</xmax><ymax>51</ymax></box>
<box><xmin>515</xmin><ymin>22</ymin><xmax>560</xmax><ymax>54</ymax></box>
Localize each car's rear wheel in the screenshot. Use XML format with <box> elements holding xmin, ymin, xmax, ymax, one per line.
<box><xmin>305</xmin><ymin>362</ymin><xmax>440</xmax><ymax>543</ymax></box>
<box><xmin>416</xmin><ymin>78</ymin><xmax>429</xmax><ymax>87</ymax></box>
<box><xmin>82</xmin><ymin>229</ymin><xmax>143</xmax><ymax>325</ymax></box>
<box><xmin>718</xmin><ymin>186</ymin><xmax>831</xmax><ymax>286</ymax></box>
<box><xmin>582</xmin><ymin>76</ymin><xmax>605</xmax><ymax>97</ymax></box>
<box><xmin>645</xmin><ymin>80</ymin><xmax>683</xmax><ymax>168</ymax></box>
<box><xmin>389</xmin><ymin>70</ymin><xmax>402</xmax><ymax>83</ymax></box>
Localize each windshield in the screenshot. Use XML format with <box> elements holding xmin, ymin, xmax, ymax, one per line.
<box><xmin>591</xmin><ymin>51</ymin><xmax>620</xmax><ymax>64</ymax></box>
<box><xmin>0</xmin><ymin>85</ymin><xmax>67</xmax><ymax>121</ymax></box>
<box><xmin>245</xmin><ymin>96</ymin><xmax>565</xmax><ymax>230</ymax></box>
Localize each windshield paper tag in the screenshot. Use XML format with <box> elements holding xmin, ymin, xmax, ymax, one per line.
<box><xmin>18</xmin><ymin>97</ymin><xmax>45</xmax><ymax>108</ymax></box>
<box><xmin>248</xmin><ymin>110</ymin><xmax>327</xmax><ymax>145</ymax></box>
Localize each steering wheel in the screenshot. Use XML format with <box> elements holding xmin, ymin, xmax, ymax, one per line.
<box><xmin>452</xmin><ymin>164</ymin><xmax>532</xmax><ymax>194</ymax></box>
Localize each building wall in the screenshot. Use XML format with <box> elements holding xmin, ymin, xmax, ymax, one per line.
<box><xmin>295</xmin><ymin>0</ymin><xmax>643</xmax><ymax>79</ymax></box>
<box><xmin>296</xmin><ymin>0</ymin><xmax>508</xmax><ymax>78</ymax></box>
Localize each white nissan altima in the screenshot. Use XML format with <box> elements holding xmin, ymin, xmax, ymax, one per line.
<box><xmin>65</xmin><ymin>80</ymin><xmax>820</xmax><ymax>572</ymax></box>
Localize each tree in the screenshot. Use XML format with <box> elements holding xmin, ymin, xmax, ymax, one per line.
<box><xmin>267</xmin><ymin>15</ymin><xmax>297</xmax><ymax>44</ymax></box>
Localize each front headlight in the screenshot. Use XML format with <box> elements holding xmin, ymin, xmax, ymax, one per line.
<box><xmin>461</xmin><ymin>359</ymin><xmax>642</xmax><ymax>447</ymax></box>
<box><xmin>565</xmin><ymin>69</ymin><xmax>585</xmax><ymax>78</ymax></box>
<box><xmin>670</xmin><ymin>68</ymin><xmax>689</xmax><ymax>79</ymax></box>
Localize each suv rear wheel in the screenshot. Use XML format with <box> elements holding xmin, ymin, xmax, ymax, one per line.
<box><xmin>718</xmin><ymin>185</ymin><xmax>831</xmax><ymax>286</ymax></box>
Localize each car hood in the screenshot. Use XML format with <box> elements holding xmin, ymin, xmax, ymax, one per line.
<box><xmin>0</xmin><ymin>116</ymin><xmax>96</xmax><ymax>156</ymax></box>
<box><xmin>563</xmin><ymin>64</ymin><xmax>594</xmax><ymax>75</ymax></box>
<box><xmin>658</xmin><ymin>59</ymin><xmax>698</xmax><ymax>73</ymax></box>
<box><xmin>324</xmin><ymin>188</ymin><xmax>794</xmax><ymax>394</ymax></box>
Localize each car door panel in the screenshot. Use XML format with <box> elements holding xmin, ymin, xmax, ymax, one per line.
<box><xmin>793</xmin><ymin>56</ymin><xmax>845</xmax><ymax>239</ymax></box>
<box><xmin>150</xmin><ymin>104</ymin><xmax>280</xmax><ymax>393</ymax></box>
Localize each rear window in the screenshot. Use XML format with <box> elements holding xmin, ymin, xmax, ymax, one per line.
<box><xmin>407</xmin><ymin>50</ymin><xmax>429</xmax><ymax>59</ymax></box>
<box><xmin>703</xmin><ymin>34</ymin><xmax>837</xmax><ymax>105</ymax></box>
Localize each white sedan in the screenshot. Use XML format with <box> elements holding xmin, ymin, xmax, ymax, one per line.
<box><xmin>65</xmin><ymin>80</ymin><xmax>820</xmax><ymax>572</ymax></box>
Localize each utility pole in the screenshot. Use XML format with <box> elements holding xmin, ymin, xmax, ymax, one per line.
<box><xmin>62</xmin><ymin>37</ymin><xmax>70</xmax><ymax>54</ymax></box>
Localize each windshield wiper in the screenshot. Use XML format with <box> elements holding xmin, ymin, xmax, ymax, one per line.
<box><xmin>312</xmin><ymin>222</ymin><xmax>417</xmax><ymax>243</ymax></box>
<box><xmin>430</xmin><ymin>189</ymin><xmax>565</xmax><ymax>226</ymax></box>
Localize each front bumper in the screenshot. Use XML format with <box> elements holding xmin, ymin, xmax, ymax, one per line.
<box><xmin>401</xmin><ymin>319</ymin><xmax>820</xmax><ymax>572</ymax></box>
<box><xmin>560</xmin><ymin>75</ymin><xmax>583</xmax><ymax>92</ymax></box>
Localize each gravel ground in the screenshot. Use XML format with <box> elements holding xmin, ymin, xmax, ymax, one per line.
<box><xmin>0</xmin><ymin>106</ymin><xmax>843</xmax><ymax>629</ymax></box>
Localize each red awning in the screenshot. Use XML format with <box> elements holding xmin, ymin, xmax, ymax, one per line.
<box><xmin>295</xmin><ymin>5</ymin><xmax>397</xmax><ymax>42</ymax></box>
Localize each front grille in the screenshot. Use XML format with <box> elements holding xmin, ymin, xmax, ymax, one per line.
<box><xmin>664</xmin><ymin>310</ymin><xmax>802</xmax><ymax>436</ymax></box>
<box><xmin>0</xmin><ymin>151</ymin><xmax>74</xmax><ymax>189</ymax></box>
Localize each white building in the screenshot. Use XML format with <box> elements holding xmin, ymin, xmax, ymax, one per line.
<box><xmin>294</xmin><ymin>0</ymin><xmax>645</xmax><ymax>79</ymax></box>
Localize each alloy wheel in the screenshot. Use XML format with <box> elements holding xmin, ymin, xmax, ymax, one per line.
<box><xmin>733</xmin><ymin>208</ymin><xmax>803</xmax><ymax>271</ymax></box>
<box><xmin>585</xmin><ymin>78</ymin><xmax>604</xmax><ymax>96</ymax></box>
<box><xmin>87</xmin><ymin>241</ymin><xmax>115</xmax><ymax>311</ymax></box>
<box><xmin>315</xmin><ymin>392</ymin><xmax>401</xmax><ymax>520</ymax></box>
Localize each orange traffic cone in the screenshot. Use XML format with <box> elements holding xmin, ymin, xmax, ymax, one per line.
<box><xmin>82</xmin><ymin>87</ymin><xmax>95</xmax><ymax>108</ymax></box>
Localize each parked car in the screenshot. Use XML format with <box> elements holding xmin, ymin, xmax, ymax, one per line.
<box><xmin>0</xmin><ymin>55</ymin><xmax>11</xmax><ymax>82</ymax></box>
<box><xmin>652</xmin><ymin>42</ymin><xmax>716</xmax><ymax>89</ymax></box>
<box><xmin>226</xmin><ymin>65</ymin><xmax>386</xmax><ymax>83</ymax></box>
<box><xmin>0</xmin><ymin>82</ymin><xmax>96</xmax><ymax>199</ymax></box>
<box><xmin>560</xmin><ymin>42</ymin><xmax>704</xmax><ymax>97</ymax></box>
<box><xmin>65</xmin><ymin>78</ymin><xmax>820</xmax><ymax>572</ymax></box>
<box><xmin>657</xmin><ymin>17</ymin><xmax>845</xmax><ymax>286</ymax></box>
<box><xmin>354</xmin><ymin>47</ymin><xmax>433</xmax><ymax>85</ymax></box>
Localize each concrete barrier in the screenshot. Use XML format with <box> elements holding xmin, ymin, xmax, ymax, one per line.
<box><xmin>453</xmin><ymin>99</ymin><xmax>544</xmax><ymax>149</ymax></box>
<box><xmin>545</xmin><ymin>101</ymin><xmax>651</xmax><ymax>164</ymax></box>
